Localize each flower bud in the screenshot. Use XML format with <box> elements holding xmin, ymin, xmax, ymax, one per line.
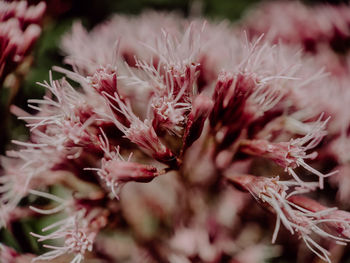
<box><xmin>182</xmin><ymin>94</ymin><xmax>213</xmax><ymax>151</ymax></box>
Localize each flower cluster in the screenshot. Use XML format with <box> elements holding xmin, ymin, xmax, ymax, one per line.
<box><xmin>243</xmin><ymin>1</ymin><xmax>350</xmax><ymax>54</ymax></box>
<box><xmin>1</xmin><ymin>3</ymin><xmax>350</xmax><ymax>263</ymax></box>
<box><xmin>227</xmin><ymin>175</ymin><xmax>349</xmax><ymax>262</ymax></box>
<box><xmin>0</xmin><ymin>0</ymin><xmax>45</xmax><ymax>83</ymax></box>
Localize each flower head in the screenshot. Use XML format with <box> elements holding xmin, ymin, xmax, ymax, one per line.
<box><xmin>0</xmin><ymin>0</ymin><xmax>45</xmax><ymax>79</ymax></box>
<box><xmin>227</xmin><ymin>174</ymin><xmax>350</xmax><ymax>263</ymax></box>
<box><xmin>31</xmin><ymin>209</ymin><xmax>96</xmax><ymax>263</ymax></box>
<box><xmin>239</xmin><ymin>115</ymin><xmax>336</xmax><ymax>188</ymax></box>
<box><xmin>88</xmin><ymin>130</ymin><xmax>159</xmax><ymax>198</ymax></box>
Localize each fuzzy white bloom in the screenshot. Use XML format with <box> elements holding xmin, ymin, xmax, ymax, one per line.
<box><xmin>29</xmin><ymin>190</ymin><xmax>101</xmax><ymax>263</ymax></box>
<box><xmin>31</xmin><ymin>209</ymin><xmax>95</xmax><ymax>263</ymax></box>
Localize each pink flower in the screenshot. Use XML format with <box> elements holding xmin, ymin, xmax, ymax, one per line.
<box><xmin>0</xmin><ymin>0</ymin><xmax>45</xmax><ymax>79</ymax></box>
<box><xmin>29</xmin><ymin>190</ymin><xmax>108</xmax><ymax>263</ymax></box>
<box><xmin>102</xmin><ymin>90</ymin><xmax>178</xmax><ymax>166</ymax></box>
<box><xmin>182</xmin><ymin>94</ymin><xmax>213</xmax><ymax>151</ymax></box>
<box><xmin>239</xmin><ymin>116</ymin><xmax>336</xmax><ymax>188</ymax></box>
<box><xmin>88</xmin><ymin>65</ymin><xmax>118</xmax><ymax>97</ymax></box>
<box><xmin>31</xmin><ymin>209</ymin><xmax>96</xmax><ymax>263</ymax></box>
<box><xmin>2</xmin><ymin>9</ymin><xmax>350</xmax><ymax>263</ymax></box>
<box><xmin>0</xmin><ymin>244</ymin><xmax>35</xmax><ymax>263</ymax></box>
<box><xmin>227</xmin><ymin>174</ymin><xmax>349</xmax><ymax>263</ymax></box>
<box><xmin>88</xmin><ymin>131</ymin><xmax>159</xmax><ymax>198</ymax></box>
<box><xmin>243</xmin><ymin>1</ymin><xmax>350</xmax><ymax>53</ymax></box>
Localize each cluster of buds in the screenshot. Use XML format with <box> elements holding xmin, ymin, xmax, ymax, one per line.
<box><xmin>87</xmin><ymin>129</ymin><xmax>160</xmax><ymax>198</ymax></box>
<box><xmin>244</xmin><ymin>0</ymin><xmax>350</xmax><ymax>212</ymax></box>
<box><xmin>0</xmin><ymin>0</ymin><xmax>46</xmax><ymax>83</ymax></box>
<box><xmin>1</xmin><ymin>3</ymin><xmax>350</xmax><ymax>263</ymax></box>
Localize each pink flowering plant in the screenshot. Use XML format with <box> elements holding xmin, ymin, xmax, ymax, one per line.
<box><xmin>1</xmin><ymin>1</ymin><xmax>350</xmax><ymax>263</ymax></box>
